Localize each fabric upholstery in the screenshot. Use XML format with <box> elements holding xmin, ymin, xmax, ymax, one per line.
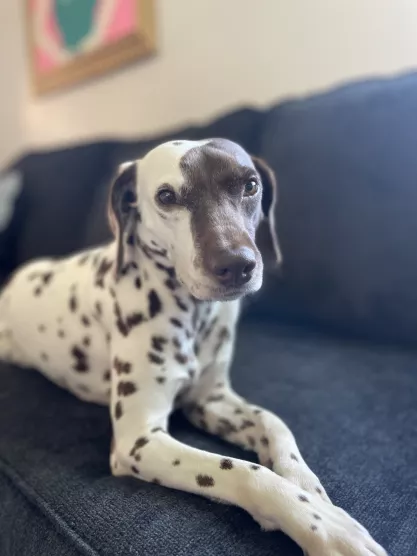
<box><xmin>0</xmin><ymin>319</ymin><xmax>416</xmax><ymax>556</ymax></box>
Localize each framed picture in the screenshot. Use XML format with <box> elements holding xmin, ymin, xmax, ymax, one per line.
<box><xmin>25</xmin><ymin>0</ymin><xmax>156</xmax><ymax>96</ymax></box>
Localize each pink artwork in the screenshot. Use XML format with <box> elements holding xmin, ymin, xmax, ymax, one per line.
<box><xmin>26</xmin><ymin>0</ymin><xmax>156</xmax><ymax>95</ymax></box>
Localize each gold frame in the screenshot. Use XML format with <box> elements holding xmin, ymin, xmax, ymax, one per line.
<box><xmin>25</xmin><ymin>0</ymin><xmax>156</xmax><ymax>96</ymax></box>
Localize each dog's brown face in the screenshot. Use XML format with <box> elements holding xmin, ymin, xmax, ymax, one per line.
<box><xmin>109</xmin><ymin>139</ymin><xmax>281</xmax><ymax>301</ymax></box>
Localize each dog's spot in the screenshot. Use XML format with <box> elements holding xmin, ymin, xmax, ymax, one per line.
<box><xmin>152</xmin><ymin>336</ymin><xmax>168</xmax><ymax>352</ymax></box>
<box><xmin>126</xmin><ymin>312</ymin><xmax>146</xmax><ymax>330</ymax></box>
<box><xmin>117</xmin><ymin>381</ymin><xmax>137</xmax><ymax>396</ymax></box>
<box><xmin>69</xmin><ymin>294</ymin><xmax>78</xmax><ymax>312</ymax></box>
<box><xmin>134</xmin><ymin>454</ymin><xmax>141</xmax><ymax>462</ymax></box>
<box><xmin>199</xmin><ymin>418</ymin><xmax>208</xmax><ymax>430</ymax></box>
<box><xmin>156</xmin><ymin>376</ymin><xmax>166</xmax><ymax>384</ymax></box>
<box><xmin>315</xmin><ymin>487</ymin><xmax>323</xmax><ymax>495</ymax></box>
<box><xmin>247</xmin><ymin>436</ymin><xmax>256</xmax><ymax>449</ymax></box>
<box><xmin>165</xmin><ymin>278</ymin><xmax>178</xmax><ymax>291</ymax></box>
<box><xmin>193</xmin><ymin>342</ymin><xmax>200</xmax><ymax>356</ymax></box>
<box><xmin>311</xmin><ymin>525</ymin><xmax>318</xmax><ymax>532</ymax></box>
<box><xmin>135</xmin><ymin>437</ymin><xmax>149</xmax><ymax>450</ymax></box>
<box><xmin>148</xmin><ymin>289</ymin><xmax>162</xmax><ymax>319</ymax></box>
<box><xmin>121</xmin><ymin>261</ymin><xmax>139</xmax><ymax>276</ymax></box>
<box><xmin>28</xmin><ymin>271</ymin><xmax>41</xmax><ymax>281</ymax></box>
<box><xmin>313</xmin><ymin>514</ymin><xmax>322</xmax><ymax>521</ymax></box>
<box><xmin>94</xmin><ymin>301</ymin><xmax>102</xmax><ymax>317</ymax></box>
<box><xmin>152</xmin><ymin>478</ymin><xmax>161</xmax><ymax>485</ymax></box>
<box><xmin>131</xmin><ymin>465</ymin><xmax>140</xmax><ymax>474</ymax></box>
<box><xmin>81</xmin><ymin>315</ymin><xmax>91</xmax><ymax>327</ymax></box>
<box><xmin>42</xmin><ymin>272</ymin><xmax>53</xmax><ymax>285</ymax></box>
<box><xmin>78</xmin><ymin>254</ymin><xmax>90</xmax><ymax>265</ymax></box>
<box><xmin>114</xmin><ymin>401</ymin><xmax>123</xmax><ymax>420</ymax></box>
<box><xmin>77</xmin><ymin>384</ymin><xmax>91</xmax><ymax>394</ymax></box>
<box><xmin>95</xmin><ymin>258</ymin><xmax>113</xmax><ymax>288</ymax></box>
<box><xmin>188</xmin><ymin>369</ymin><xmax>196</xmax><ymax>379</ymax></box>
<box><xmin>202</xmin><ymin>317</ymin><xmax>219</xmax><ymax>341</ymax></box>
<box><xmin>114</xmin><ymin>357</ymin><xmax>132</xmax><ymax>375</ymax></box>
<box><xmin>234</xmin><ymin>408</ymin><xmax>243</xmax><ymax>415</ymax></box>
<box><xmin>103</xmin><ymin>370</ymin><xmax>111</xmax><ymax>382</ymax></box>
<box><xmin>174</xmin><ymin>296</ymin><xmax>188</xmax><ymax>312</ymax></box>
<box><xmin>134</xmin><ymin>276</ymin><xmax>142</xmax><ymax>289</ymax></box>
<box><xmin>253</xmin><ymin>408</ymin><xmax>262</xmax><ymax>415</ymax></box>
<box><xmin>155</xmin><ymin>262</ymin><xmax>176</xmax><ymax>279</ymax></box>
<box><xmin>170</xmin><ymin>317</ymin><xmax>182</xmax><ymax>328</ymax></box>
<box><xmin>151</xmin><ymin>427</ymin><xmax>164</xmax><ymax>433</ymax></box>
<box><xmin>240</xmin><ymin>419</ymin><xmax>255</xmax><ymax>430</ymax></box>
<box><xmin>290</xmin><ymin>453</ymin><xmax>299</xmax><ymax>462</ymax></box>
<box><xmin>40</xmin><ymin>352</ymin><xmax>48</xmax><ymax>361</ymax></box>
<box><xmin>220</xmin><ymin>458</ymin><xmax>233</xmax><ymax>470</ymax></box>
<box><xmin>206</xmin><ymin>394</ymin><xmax>224</xmax><ymax>403</ymax></box>
<box><xmin>34</xmin><ymin>287</ymin><xmax>42</xmax><ymax>296</ymax></box>
<box><xmin>218</xmin><ymin>418</ymin><xmax>238</xmax><ymax>435</ymax></box>
<box><xmin>109</xmin><ymin>287</ymin><xmax>116</xmax><ymax>299</ymax></box>
<box><xmin>172</xmin><ymin>337</ymin><xmax>181</xmax><ymax>349</ymax></box>
<box><xmin>126</xmin><ymin>234</ymin><xmax>135</xmax><ymax>246</ymax></box>
<box><xmin>71</xmin><ymin>345</ymin><xmax>89</xmax><ymax>373</ymax></box>
<box><xmin>82</xmin><ymin>336</ymin><xmax>91</xmax><ymax>347</ymax></box>
<box><xmin>250</xmin><ymin>464</ymin><xmax>260</xmax><ymax>471</ymax></box>
<box><xmin>196</xmin><ymin>474</ymin><xmax>215</xmax><ymax>487</ymax></box>
<box><xmin>213</xmin><ymin>327</ymin><xmax>231</xmax><ymax>356</ymax></box>
<box><xmin>172</xmin><ymin>141</ymin><xmax>183</xmax><ymax>145</ymax></box>
<box><xmin>260</xmin><ymin>436</ymin><xmax>269</xmax><ymax>447</ymax></box>
<box><xmin>57</xmin><ymin>330</ymin><xmax>65</xmax><ymax>338</ymax></box>
<box><xmin>298</xmin><ymin>494</ymin><xmax>309</xmax><ymax>503</ymax></box>
<box><xmin>172</xmin><ymin>459</ymin><xmax>181</xmax><ymax>466</ymax></box>
<box><xmin>174</xmin><ymin>352</ymin><xmax>188</xmax><ymax>365</ymax></box>
<box><xmin>266</xmin><ymin>458</ymin><xmax>274</xmax><ymax>469</ymax></box>
<box><xmin>106</xmin><ymin>333</ymin><xmax>111</xmax><ymax>344</ymax></box>
<box><xmin>148</xmin><ymin>352</ymin><xmax>165</xmax><ymax>365</ymax></box>
<box><xmin>38</xmin><ymin>324</ymin><xmax>46</xmax><ymax>332</ymax></box>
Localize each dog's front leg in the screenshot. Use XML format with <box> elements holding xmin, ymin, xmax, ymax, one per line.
<box><xmin>183</xmin><ymin>348</ymin><xmax>330</xmax><ymax>503</ymax></box>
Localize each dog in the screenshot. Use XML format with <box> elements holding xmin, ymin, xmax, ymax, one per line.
<box><xmin>0</xmin><ymin>139</ymin><xmax>386</xmax><ymax>556</ymax></box>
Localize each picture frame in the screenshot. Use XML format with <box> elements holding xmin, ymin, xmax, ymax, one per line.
<box><xmin>25</xmin><ymin>0</ymin><xmax>156</xmax><ymax>96</ymax></box>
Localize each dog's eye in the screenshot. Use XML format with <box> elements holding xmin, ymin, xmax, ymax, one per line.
<box><xmin>157</xmin><ymin>188</ymin><xmax>177</xmax><ymax>206</ymax></box>
<box><xmin>243</xmin><ymin>180</ymin><xmax>258</xmax><ymax>197</ymax></box>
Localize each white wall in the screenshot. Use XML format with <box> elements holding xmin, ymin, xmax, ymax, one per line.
<box><xmin>1</xmin><ymin>0</ymin><xmax>417</xmax><ymax>166</ymax></box>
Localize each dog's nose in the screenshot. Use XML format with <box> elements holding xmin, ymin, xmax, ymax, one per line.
<box><xmin>211</xmin><ymin>248</ymin><xmax>256</xmax><ymax>288</ymax></box>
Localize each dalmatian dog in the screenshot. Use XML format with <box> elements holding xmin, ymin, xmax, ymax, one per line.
<box><xmin>0</xmin><ymin>139</ymin><xmax>386</xmax><ymax>556</ymax></box>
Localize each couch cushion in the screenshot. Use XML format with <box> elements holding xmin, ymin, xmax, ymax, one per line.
<box><xmin>255</xmin><ymin>72</ymin><xmax>417</xmax><ymax>346</ymax></box>
<box><xmin>8</xmin><ymin>141</ymin><xmax>118</xmax><ymax>266</ymax></box>
<box><xmin>0</xmin><ymin>318</ymin><xmax>415</xmax><ymax>556</ymax></box>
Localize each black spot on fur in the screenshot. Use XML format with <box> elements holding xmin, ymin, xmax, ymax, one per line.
<box><xmin>134</xmin><ymin>276</ymin><xmax>142</xmax><ymax>289</ymax></box>
<box><xmin>206</xmin><ymin>394</ymin><xmax>224</xmax><ymax>403</ymax></box>
<box><xmin>126</xmin><ymin>234</ymin><xmax>135</xmax><ymax>246</ymax></box>
<box><xmin>253</xmin><ymin>408</ymin><xmax>262</xmax><ymax>415</ymax></box>
<box><xmin>82</xmin><ymin>336</ymin><xmax>91</xmax><ymax>347</ymax></box>
<box><xmin>188</xmin><ymin>369</ymin><xmax>196</xmax><ymax>379</ymax></box>
<box><xmin>113</xmin><ymin>357</ymin><xmax>132</xmax><ymax>375</ymax></box>
<box><xmin>240</xmin><ymin>419</ymin><xmax>255</xmax><ymax>430</ymax></box>
<box><xmin>156</xmin><ymin>376</ymin><xmax>166</xmax><ymax>384</ymax></box>
<box><xmin>290</xmin><ymin>453</ymin><xmax>299</xmax><ymax>462</ymax></box>
<box><xmin>81</xmin><ymin>315</ymin><xmax>91</xmax><ymax>327</ymax></box>
<box><xmin>131</xmin><ymin>465</ymin><xmax>140</xmax><ymax>474</ymax></box>
<box><xmin>71</xmin><ymin>346</ymin><xmax>89</xmax><ymax>373</ymax></box>
<box><xmin>313</xmin><ymin>514</ymin><xmax>322</xmax><ymax>520</ymax></box>
<box><xmin>40</xmin><ymin>352</ymin><xmax>48</xmax><ymax>361</ymax></box>
<box><xmin>34</xmin><ymin>287</ymin><xmax>42</xmax><ymax>296</ymax></box>
<box><xmin>165</xmin><ymin>278</ymin><xmax>178</xmax><ymax>291</ymax></box>
<box><xmin>103</xmin><ymin>370</ymin><xmax>111</xmax><ymax>382</ymax></box>
<box><xmin>298</xmin><ymin>494</ymin><xmax>309</xmax><ymax>503</ymax></box>
<box><xmin>38</xmin><ymin>324</ymin><xmax>46</xmax><ymax>332</ymax></box>
<box><xmin>234</xmin><ymin>408</ymin><xmax>243</xmax><ymax>415</ymax></box>
<box><xmin>152</xmin><ymin>336</ymin><xmax>168</xmax><ymax>352</ymax></box>
<box><xmin>172</xmin><ymin>459</ymin><xmax>181</xmax><ymax>466</ymax></box>
<box><xmin>174</xmin><ymin>353</ymin><xmax>188</xmax><ymax>365</ymax></box>
<box><xmin>129</xmin><ymin>437</ymin><xmax>149</xmax><ymax>456</ymax></box>
<box><xmin>151</xmin><ymin>427</ymin><xmax>164</xmax><ymax>433</ymax></box>
<box><xmin>117</xmin><ymin>381</ymin><xmax>137</xmax><ymax>396</ymax></box>
<box><xmin>58</xmin><ymin>330</ymin><xmax>65</xmax><ymax>338</ymax></box>
<box><xmin>78</xmin><ymin>254</ymin><xmax>90</xmax><ymax>265</ymax></box>
<box><xmin>315</xmin><ymin>487</ymin><xmax>323</xmax><ymax>495</ymax></box>
<box><xmin>148</xmin><ymin>352</ymin><xmax>165</xmax><ymax>365</ymax></box>
<box><xmin>172</xmin><ymin>337</ymin><xmax>181</xmax><ymax>349</ymax></box>
<box><xmin>148</xmin><ymin>290</ymin><xmax>162</xmax><ymax>318</ymax></box>
<box><xmin>94</xmin><ymin>301</ymin><xmax>102</xmax><ymax>317</ymax></box>
<box><xmin>170</xmin><ymin>318</ymin><xmax>182</xmax><ymax>328</ymax></box>
<box><xmin>42</xmin><ymin>272</ymin><xmax>53</xmax><ymax>285</ymax></box>
<box><xmin>114</xmin><ymin>401</ymin><xmax>123</xmax><ymax>420</ymax></box>
<box><xmin>152</xmin><ymin>478</ymin><xmax>161</xmax><ymax>485</ymax></box>
<box><xmin>250</xmin><ymin>464</ymin><xmax>260</xmax><ymax>471</ymax></box>
<box><xmin>311</xmin><ymin>525</ymin><xmax>318</xmax><ymax>532</ymax></box>
<box><xmin>217</xmin><ymin>418</ymin><xmax>238</xmax><ymax>436</ymax></box>
<box><xmin>95</xmin><ymin>258</ymin><xmax>113</xmax><ymax>288</ymax></box>
<box><xmin>174</xmin><ymin>296</ymin><xmax>188</xmax><ymax>312</ymax></box>
<box><xmin>220</xmin><ymin>458</ymin><xmax>233</xmax><ymax>470</ymax></box>
<box><xmin>126</xmin><ymin>312</ymin><xmax>146</xmax><ymax>329</ymax></box>
<box><xmin>247</xmin><ymin>436</ymin><xmax>256</xmax><ymax>448</ymax></box>
<box><xmin>69</xmin><ymin>295</ymin><xmax>78</xmax><ymax>312</ymax></box>
<box><xmin>196</xmin><ymin>474</ymin><xmax>215</xmax><ymax>487</ymax></box>
<box><xmin>260</xmin><ymin>436</ymin><xmax>269</xmax><ymax>447</ymax></box>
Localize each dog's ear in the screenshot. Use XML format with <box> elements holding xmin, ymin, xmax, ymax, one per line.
<box><xmin>107</xmin><ymin>161</ymin><xmax>138</xmax><ymax>275</ymax></box>
<box><xmin>251</xmin><ymin>156</ymin><xmax>282</xmax><ymax>266</ymax></box>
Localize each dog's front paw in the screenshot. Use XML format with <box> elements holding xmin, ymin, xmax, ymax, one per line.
<box><xmin>301</xmin><ymin>502</ymin><xmax>387</xmax><ymax>556</ymax></box>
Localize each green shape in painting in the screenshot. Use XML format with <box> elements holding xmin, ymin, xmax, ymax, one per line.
<box><xmin>54</xmin><ymin>0</ymin><xmax>97</xmax><ymax>52</ymax></box>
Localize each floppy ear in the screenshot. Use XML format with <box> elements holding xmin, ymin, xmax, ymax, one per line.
<box><xmin>107</xmin><ymin>161</ymin><xmax>138</xmax><ymax>276</ymax></box>
<box><xmin>251</xmin><ymin>156</ymin><xmax>282</xmax><ymax>265</ymax></box>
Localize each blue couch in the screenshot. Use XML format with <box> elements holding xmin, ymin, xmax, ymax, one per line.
<box><xmin>1</xmin><ymin>71</ymin><xmax>417</xmax><ymax>556</ymax></box>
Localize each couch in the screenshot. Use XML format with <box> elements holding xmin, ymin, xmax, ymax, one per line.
<box><xmin>1</xmin><ymin>71</ymin><xmax>417</xmax><ymax>556</ymax></box>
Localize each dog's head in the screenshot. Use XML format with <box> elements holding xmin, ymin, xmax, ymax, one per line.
<box><xmin>108</xmin><ymin>139</ymin><xmax>281</xmax><ymax>301</ymax></box>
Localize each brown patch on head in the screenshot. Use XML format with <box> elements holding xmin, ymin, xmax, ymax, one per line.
<box><xmin>117</xmin><ymin>381</ymin><xmax>137</xmax><ymax>396</ymax></box>
<box><xmin>219</xmin><ymin>458</ymin><xmax>233</xmax><ymax>470</ymax></box>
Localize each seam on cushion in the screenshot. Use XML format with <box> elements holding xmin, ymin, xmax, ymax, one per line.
<box><xmin>0</xmin><ymin>456</ymin><xmax>100</xmax><ymax>556</ymax></box>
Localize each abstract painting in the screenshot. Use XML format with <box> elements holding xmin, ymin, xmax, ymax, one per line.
<box><xmin>25</xmin><ymin>0</ymin><xmax>156</xmax><ymax>95</ymax></box>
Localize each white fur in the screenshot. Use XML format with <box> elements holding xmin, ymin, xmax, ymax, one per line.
<box><xmin>0</xmin><ymin>140</ymin><xmax>386</xmax><ymax>556</ymax></box>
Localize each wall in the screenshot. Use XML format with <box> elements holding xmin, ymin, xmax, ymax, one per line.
<box><xmin>1</xmin><ymin>0</ymin><xmax>417</xmax><ymax>166</ymax></box>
